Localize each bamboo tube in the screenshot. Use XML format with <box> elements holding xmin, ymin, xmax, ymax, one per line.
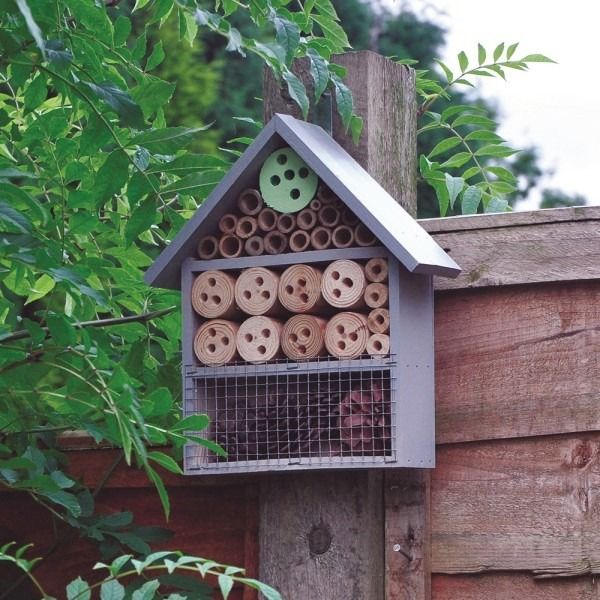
<box><xmin>257</xmin><ymin>207</ymin><xmax>277</xmax><ymax>232</ymax></box>
<box><xmin>237</xmin><ymin>188</ymin><xmax>264</xmax><ymax>216</ymax></box>
<box><xmin>197</xmin><ymin>235</ymin><xmax>219</xmax><ymax>260</ymax></box>
<box><xmin>235</xmin><ymin>215</ymin><xmax>258</xmax><ymax>239</ymax></box>
<box><xmin>310</xmin><ymin>199</ymin><xmax>322</xmax><ymax>211</ymax></box>
<box><xmin>341</xmin><ymin>208</ymin><xmax>359</xmax><ymax>227</ymax></box>
<box><xmin>365</xmin><ymin>257</ymin><xmax>388</xmax><ymax>283</ymax></box>
<box><xmin>321</xmin><ymin>259</ymin><xmax>366</xmax><ymax>309</ymax></box>
<box><xmin>296</xmin><ymin>208</ymin><xmax>317</xmax><ymax>230</ymax></box>
<box><xmin>281</xmin><ymin>315</ymin><xmax>327</xmax><ymax>360</ymax></box>
<box><xmin>364</xmin><ymin>282</ymin><xmax>388</xmax><ymax>309</ymax></box>
<box><xmin>236</xmin><ymin>316</ymin><xmax>283</xmax><ymax>363</ymax></box>
<box><xmin>276</xmin><ymin>213</ymin><xmax>296</xmax><ymax>234</ymax></box>
<box><xmin>318</xmin><ymin>205</ymin><xmax>340</xmax><ymax>228</ymax></box>
<box><xmin>219</xmin><ymin>234</ymin><xmax>243</xmax><ymax>258</ymax></box>
<box><xmin>331</xmin><ymin>225</ymin><xmax>354</xmax><ymax>249</ymax></box>
<box><xmin>289</xmin><ymin>230</ymin><xmax>311</xmax><ymax>252</ymax></box>
<box><xmin>310</xmin><ymin>226</ymin><xmax>332</xmax><ymax>250</ymax></box>
<box><xmin>354</xmin><ymin>223</ymin><xmax>377</xmax><ymax>246</ymax></box>
<box><xmin>191</xmin><ymin>270</ymin><xmax>237</xmax><ymax>319</ymax></box>
<box><xmin>367</xmin><ymin>308</ymin><xmax>390</xmax><ymax>334</ymax></box>
<box><xmin>278</xmin><ymin>264</ymin><xmax>324</xmax><ymax>313</ymax></box>
<box><xmin>366</xmin><ymin>333</ymin><xmax>390</xmax><ymax>356</ymax></box>
<box><xmin>325</xmin><ymin>312</ymin><xmax>369</xmax><ymax>359</ymax></box>
<box><xmin>218</xmin><ymin>213</ymin><xmax>238</xmax><ymax>235</ymax></box>
<box><xmin>234</xmin><ymin>267</ymin><xmax>280</xmax><ymax>316</ymax></box>
<box><xmin>244</xmin><ymin>236</ymin><xmax>264</xmax><ymax>257</ymax></box>
<box><xmin>194</xmin><ymin>320</ymin><xmax>239</xmax><ymax>365</ymax></box>
<box><xmin>317</xmin><ymin>183</ymin><xmax>337</xmax><ymax>205</ymax></box>
<box><xmin>264</xmin><ymin>230</ymin><xmax>288</xmax><ymax>255</ymax></box>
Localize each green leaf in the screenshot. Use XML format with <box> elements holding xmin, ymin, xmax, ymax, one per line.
<box><xmin>439</xmin><ymin>152</ymin><xmax>471</xmax><ymax>169</ymax></box>
<box><xmin>23</xmin><ymin>73</ymin><xmax>47</xmax><ymax>111</ymax></box>
<box><xmin>132</xmin><ymin>580</ymin><xmax>160</xmax><ymax>600</ymax></box>
<box><xmin>521</xmin><ymin>53</ymin><xmax>556</xmax><ymax>63</ymax></box>
<box><xmin>452</xmin><ymin>114</ymin><xmax>496</xmax><ymax>129</ymax></box>
<box><xmin>113</xmin><ymin>16</ymin><xmax>132</xmax><ymax>46</ymax></box>
<box><xmin>428</xmin><ymin>137</ymin><xmax>462</xmax><ymax>159</ymax></box>
<box><xmin>307</xmin><ymin>49</ymin><xmax>329</xmax><ymax>101</ymax></box>
<box><xmin>15</xmin><ymin>0</ymin><xmax>45</xmax><ymax>56</ymax></box>
<box><xmin>146</xmin><ymin>41</ymin><xmax>165</xmax><ymax>71</ymax></box>
<box><xmin>148</xmin><ymin>451</ymin><xmax>183</xmax><ymax>475</ymax></box>
<box><xmin>125</xmin><ymin>197</ymin><xmax>156</xmax><ymax>246</ymax></box>
<box><xmin>349</xmin><ymin>114</ymin><xmax>363</xmax><ymax>145</ymax></box>
<box><xmin>461</xmin><ymin>186</ymin><xmax>482</xmax><ymax>214</ymax></box>
<box><xmin>162</xmin><ymin>171</ymin><xmax>222</xmax><ymax>196</ymax></box>
<box><xmin>95</xmin><ymin>151</ymin><xmax>130</xmax><ymax>207</ymax></box>
<box><xmin>485</xmin><ymin>165</ymin><xmax>517</xmax><ymax>183</ymax></box>
<box><xmin>45</xmin><ymin>490</ymin><xmax>81</xmax><ymax>516</ymax></box>
<box><xmin>225</xmin><ymin>28</ymin><xmax>244</xmax><ymax>55</ymax></box>
<box><xmin>493</xmin><ymin>42</ymin><xmax>505</xmax><ymax>61</ymax></box>
<box><xmin>100</xmin><ymin>580</ymin><xmax>125</xmax><ymax>600</ymax></box>
<box><xmin>485</xmin><ymin>197</ymin><xmax>509</xmax><ymax>213</ymax></box>
<box><xmin>312</xmin><ymin>14</ymin><xmax>350</xmax><ymax>49</ymax></box>
<box><xmin>147</xmin><ymin>154</ymin><xmax>227</xmax><ymax>176</ymax></box>
<box><xmin>282</xmin><ymin>70</ymin><xmax>309</xmax><ymax>119</ymax></box>
<box><xmin>457</xmin><ymin>50</ymin><xmax>468</xmax><ymax>72</ymax></box>
<box><xmin>47</xmin><ymin>314</ymin><xmax>77</xmax><ymax>346</ymax></box>
<box><xmin>332</xmin><ymin>76</ymin><xmax>353</xmax><ymax>130</ymax></box>
<box><xmin>133</xmin><ymin>0</ymin><xmax>152</xmax><ymax>11</ymax></box>
<box><xmin>171</xmin><ymin>414</ymin><xmax>210</xmax><ymax>432</ymax></box>
<box><xmin>464</xmin><ymin>130</ymin><xmax>504</xmax><ymax>143</ymax></box>
<box><xmin>435</xmin><ymin>59</ymin><xmax>453</xmax><ymax>82</ymax></box>
<box><xmin>130</xmin><ymin>127</ymin><xmax>211</xmax><ymax>154</ymax></box>
<box><xmin>218</xmin><ymin>574</ymin><xmax>234</xmax><ymax>599</ymax></box>
<box><xmin>146</xmin><ymin>465</ymin><xmax>170</xmax><ymax>520</ymax></box>
<box><xmin>83</xmin><ymin>81</ymin><xmax>145</xmax><ymax>129</ymax></box>
<box><xmin>477</xmin><ymin>43</ymin><xmax>486</xmax><ymax>65</ymax></box>
<box><xmin>67</xmin><ymin>577</ymin><xmax>91</xmax><ymax>600</ymax></box>
<box><xmin>0</xmin><ymin>201</ymin><xmax>31</xmax><ymax>233</ymax></box>
<box><xmin>507</xmin><ymin>42</ymin><xmax>519</xmax><ymax>60</ymax></box>
<box><xmin>445</xmin><ymin>174</ymin><xmax>464</xmax><ymax>209</ymax></box>
<box><xmin>474</xmin><ymin>144</ymin><xmax>517</xmax><ymax>158</ymax></box>
<box><xmin>273</xmin><ymin>17</ymin><xmax>300</xmax><ymax>65</ymax></box>
<box><xmin>133</xmin><ymin>147</ymin><xmax>150</xmax><ymax>172</ymax></box>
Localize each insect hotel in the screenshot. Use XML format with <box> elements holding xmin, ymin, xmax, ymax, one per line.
<box><xmin>145</xmin><ymin>114</ymin><xmax>460</xmax><ymax>474</ymax></box>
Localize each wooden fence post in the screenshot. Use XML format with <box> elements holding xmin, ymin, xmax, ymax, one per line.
<box><xmin>261</xmin><ymin>50</ymin><xmax>429</xmax><ymax>599</ymax></box>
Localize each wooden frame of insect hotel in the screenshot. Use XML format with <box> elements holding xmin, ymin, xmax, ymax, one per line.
<box><xmin>145</xmin><ymin>114</ymin><xmax>461</xmax><ymax>475</ymax></box>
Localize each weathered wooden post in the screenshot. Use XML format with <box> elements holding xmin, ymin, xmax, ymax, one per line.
<box><xmin>261</xmin><ymin>50</ymin><xmax>430</xmax><ymax>599</ymax></box>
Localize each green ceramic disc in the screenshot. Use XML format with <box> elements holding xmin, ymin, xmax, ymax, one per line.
<box><xmin>259</xmin><ymin>147</ymin><xmax>318</xmax><ymax>213</ymax></box>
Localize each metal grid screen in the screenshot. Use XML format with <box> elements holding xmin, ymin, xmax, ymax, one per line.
<box><xmin>184</xmin><ymin>358</ymin><xmax>396</xmax><ymax>473</ymax></box>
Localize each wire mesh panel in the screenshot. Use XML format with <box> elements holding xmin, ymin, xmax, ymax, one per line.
<box><xmin>184</xmin><ymin>357</ymin><xmax>396</xmax><ymax>473</ymax></box>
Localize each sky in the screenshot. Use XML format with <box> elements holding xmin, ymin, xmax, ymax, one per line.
<box><xmin>383</xmin><ymin>0</ymin><xmax>599</xmax><ymax>210</ymax></box>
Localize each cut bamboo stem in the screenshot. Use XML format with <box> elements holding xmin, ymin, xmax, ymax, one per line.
<box><xmin>366</xmin><ymin>333</ymin><xmax>390</xmax><ymax>356</ymax></box>
<box><xmin>331</xmin><ymin>225</ymin><xmax>354</xmax><ymax>249</ymax></box>
<box><xmin>289</xmin><ymin>230</ymin><xmax>311</xmax><ymax>252</ymax></box>
<box><xmin>236</xmin><ymin>316</ymin><xmax>283</xmax><ymax>363</ymax></box>
<box><xmin>191</xmin><ymin>270</ymin><xmax>237</xmax><ymax>318</ymax></box>
<box><xmin>325</xmin><ymin>312</ymin><xmax>369</xmax><ymax>359</ymax></box>
<box><xmin>197</xmin><ymin>235</ymin><xmax>219</xmax><ymax>260</ymax></box>
<box><xmin>318</xmin><ymin>205</ymin><xmax>340</xmax><ymax>228</ymax></box>
<box><xmin>309</xmin><ymin>199</ymin><xmax>322</xmax><ymax>211</ymax></box>
<box><xmin>194</xmin><ymin>320</ymin><xmax>239</xmax><ymax>365</ymax></box>
<box><xmin>264</xmin><ymin>230</ymin><xmax>288</xmax><ymax>255</ymax></box>
<box><xmin>341</xmin><ymin>208</ymin><xmax>359</xmax><ymax>227</ymax></box>
<box><xmin>365</xmin><ymin>257</ymin><xmax>388</xmax><ymax>283</ymax></box>
<box><xmin>278</xmin><ymin>264</ymin><xmax>324</xmax><ymax>313</ymax></box>
<box><xmin>322</xmin><ymin>259</ymin><xmax>366</xmax><ymax>309</ymax></box>
<box><xmin>281</xmin><ymin>315</ymin><xmax>327</xmax><ymax>360</ymax></box>
<box><xmin>219</xmin><ymin>234</ymin><xmax>243</xmax><ymax>258</ymax></box>
<box><xmin>218</xmin><ymin>213</ymin><xmax>238</xmax><ymax>235</ymax></box>
<box><xmin>296</xmin><ymin>208</ymin><xmax>317</xmax><ymax>230</ymax></box>
<box><xmin>237</xmin><ymin>188</ymin><xmax>264</xmax><ymax>216</ymax></box>
<box><xmin>367</xmin><ymin>308</ymin><xmax>390</xmax><ymax>334</ymax></box>
<box><xmin>354</xmin><ymin>223</ymin><xmax>377</xmax><ymax>246</ymax></box>
<box><xmin>276</xmin><ymin>213</ymin><xmax>296</xmax><ymax>234</ymax></box>
<box><xmin>235</xmin><ymin>215</ymin><xmax>258</xmax><ymax>239</ymax></box>
<box><xmin>364</xmin><ymin>282</ymin><xmax>388</xmax><ymax>309</ymax></box>
<box><xmin>244</xmin><ymin>235</ymin><xmax>264</xmax><ymax>257</ymax></box>
<box><xmin>235</xmin><ymin>267</ymin><xmax>280</xmax><ymax>316</ymax></box>
<box><xmin>310</xmin><ymin>226</ymin><xmax>332</xmax><ymax>250</ymax></box>
<box><xmin>257</xmin><ymin>207</ymin><xmax>278</xmax><ymax>232</ymax></box>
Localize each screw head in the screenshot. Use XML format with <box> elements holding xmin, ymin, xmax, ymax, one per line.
<box><xmin>393</xmin><ymin>544</ymin><xmax>402</xmax><ymax>552</ymax></box>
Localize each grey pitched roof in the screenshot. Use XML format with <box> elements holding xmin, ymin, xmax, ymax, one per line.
<box><xmin>145</xmin><ymin>113</ymin><xmax>460</xmax><ymax>289</ymax></box>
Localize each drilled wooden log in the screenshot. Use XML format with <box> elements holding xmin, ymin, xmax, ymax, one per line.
<box><xmin>322</xmin><ymin>259</ymin><xmax>367</xmax><ymax>309</ymax></box>
<box><xmin>191</xmin><ymin>270</ymin><xmax>237</xmax><ymax>318</ymax></box>
<box><xmin>218</xmin><ymin>213</ymin><xmax>238</xmax><ymax>235</ymax></box>
<box><xmin>236</xmin><ymin>316</ymin><xmax>283</xmax><ymax>363</ymax></box>
<box><xmin>364</xmin><ymin>282</ymin><xmax>389</xmax><ymax>309</ymax></box>
<box><xmin>325</xmin><ymin>312</ymin><xmax>369</xmax><ymax>359</ymax></box>
<box><xmin>194</xmin><ymin>319</ymin><xmax>239</xmax><ymax>365</ymax></box>
<box><xmin>235</xmin><ymin>267</ymin><xmax>280</xmax><ymax>316</ymax></box>
<box><xmin>278</xmin><ymin>264</ymin><xmax>324</xmax><ymax>313</ymax></box>
<box><xmin>289</xmin><ymin>230</ymin><xmax>311</xmax><ymax>252</ymax></box>
<box><xmin>197</xmin><ymin>235</ymin><xmax>219</xmax><ymax>260</ymax></box>
<box><xmin>264</xmin><ymin>230</ymin><xmax>288</xmax><ymax>255</ymax></box>
<box><xmin>367</xmin><ymin>308</ymin><xmax>390</xmax><ymax>334</ymax></box>
<box><xmin>218</xmin><ymin>234</ymin><xmax>243</xmax><ymax>258</ymax></box>
<box><xmin>257</xmin><ymin>207</ymin><xmax>278</xmax><ymax>232</ymax></box>
<box><xmin>235</xmin><ymin>215</ymin><xmax>258</xmax><ymax>239</ymax></box>
<box><xmin>365</xmin><ymin>257</ymin><xmax>388</xmax><ymax>283</ymax></box>
<box><xmin>341</xmin><ymin>208</ymin><xmax>359</xmax><ymax>227</ymax></box>
<box><xmin>277</xmin><ymin>213</ymin><xmax>296</xmax><ymax>234</ymax></box>
<box><xmin>318</xmin><ymin>205</ymin><xmax>341</xmax><ymax>228</ymax></box>
<box><xmin>281</xmin><ymin>315</ymin><xmax>327</xmax><ymax>360</ymax></box>
<box><xmin>238</xmin><ymin>188</ymin><xmax>264</xmax><ymax>216</ymax></box>
<box><xmin>310</xmin><ymin>226</ymin><xmax>332</xmax><ymax>250</ymax></box>
<box><xmin>310</xmin><ymin>199</ymin><xmax>322</xmax><ymax>211</ymax></box>
<box><xmin>354</xmin><ymin>223</ymin><xmax>377</xmax><ymax>246</ymax></box>
<box><xmin>332</xmin><ymin>225</ymin><xmax>354</xmax><ymax>249</ymax></box>
<box><xmin>366</xmin><ymin>333</ymin><xmax>390</xmax><ymax>356</ymax></box>
<box><xmin>317</xmin><ymin>183</ymin><xmax>337</xmax><ymax>205</ymax></box>
<box><xmin>244</xmin><ymin>235</ymin><xmax>264</xmax><ymax>257</ymax></box>
<box><xmin>297</xmin><ymin>208</ymin><xmax>317</xmax><ymax>230</ymax></box>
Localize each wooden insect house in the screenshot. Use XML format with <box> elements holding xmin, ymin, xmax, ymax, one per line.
<box><xmin>145</xmin><ymin>114</ymin><xmax>460</xmax><ymax>474</ymax></box>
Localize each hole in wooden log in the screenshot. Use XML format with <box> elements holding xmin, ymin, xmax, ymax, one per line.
<box><xmin>262</xmin><ymin>329</ymin><xmax>271</xmax><ymax>338</ymax></box>
<box><xmin>208</xmin><ymin>344</ymin><xmax>216</xmax><ymax>353</ymax></box>
<box><xmin>200</xmin><ymin>293</ymin><xmax>208</xmax><ymax>302</ymax></box>
<box><xmin>342</xmin><ymin>277</ymin><xmax>353</xmax><ymax>288</ymax></box>
<box><xmin>349</xmin><ymin>332</ymin><xmax>358</xmax><ymax>342</ymax></box>
<box><xmin>336</xmin><ymin>325</ymin><xmax>344</xmax><ymax>334</ymax></box>
<box><xmin>243</xmin><ymin>290</ymin><xmax>251</xmax><ymax>300</ymax></box>
<box><xmin>299</xmin><ymin>277</ymin><xmax>307</xmax><ymax>286</ymax></box>
<box><xmin>244</xmin><ymin>333</ymin><xmax>252</xmax><ymax>343</ymax></box>
<box><xmin>222</xmin><ymin>337</ymin><xmax>229</xmax><ymax>345</ymax></box>
<box><xmin>333</xmin><ymin>289</ymin><xmax>341</xmax><ymax>298</ymax></box>
<box><xmin>376</xmin><ymin>315</ymin><xmax>384</xmax><ymax>325</ymax></box>
<box><xmin>256</xmin><ymin>276</ymin><xmax>264</xmax><ymax>286</ymax></box>
<box><xmin>298</xmin><ymin>345</ymin><xmax>307</xmax><ymax>353</ymax></box>
<box><xmin>208</xmin><ymin>328</ymin><xmax>216</xmax><ymax>337</ymax></box>
<box><xmin>211</xmin><ymin>295</ymin><xmax>221</xmax><ymax>304</ymax></box>
<box><xmin>300</xmin><ymin>293</ymin><xmax>309</xmax><ymax>302</ymax></box>
<box><xmin>332</xmin><ymin>271</ymin><xmax>340</xmax><ymax>280</ymax></box>
<box><xmin>208</xmin><ymin>277</ymin><xmax>216</xmax><ymax>287</ymax></box>
<box><xmin>300</xmin><ymin>328</ymin><xmax>310</xmax><ymax>338</ymax></box>
<box><xmin>261</xmin><ymin>290</ymin><xmax>270</xmax><ymax>299</ymax></box>
<box><xmin>258</xmin><ymin>345</ymin><xmax>266</xmax><ymax>354</ymax></box>
<box><xmin>285</xmin><ymin>285</ymin><xmax>293</xmax><ymax>294</ymax></box>
<box><xmin>290</xmin><ymin>333</ymin><xmax>298</xmax><ymax>343</ymax></box>
<box><xmin>338</xmin><ymin>341</ymin><xmax>346</xmax><ymax>350</ymax></box>
<box><xmin>374</xmin><ymin>340</ymin><xmax>382</xmax><ymax>351</ymax></box>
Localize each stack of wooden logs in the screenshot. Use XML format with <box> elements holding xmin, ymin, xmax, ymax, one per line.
<box><xmin>196</xmin><ymin>185</ymin><xmax>378</xmax><ymax>260</ymax></box>
<box><xmin>213</xmin><ymin>377</ymin><xmax>391</xmax><ymax>461</ymax></box>
<box><xmin>192</xmin><ymin>258</ymin><xmax>390</xmax><ymax>365</ymax></box>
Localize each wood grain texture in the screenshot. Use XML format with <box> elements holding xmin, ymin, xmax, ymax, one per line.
<box><xmin>431</xmin><ymin>433</ymin><xmax>600</xmax><ymax>577</ymax></box>
<box><xmin>264</xmin><ymin>50</ymin><xmax>417</xmax><ymax>214</ymax></box>
<box><xmin>435</xmin><ymin>281</ymin><xmax>600</xmax><ymax>444</ymax></box>
<box><xmin>422</xmin><ymin>206</ymin><xmax>600</xmax><ymax>290</ymax></box>
<box><xmin>259</xmin><ymin>471</ymin><xmax>384</xmax><ymax>600</ymax></box>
